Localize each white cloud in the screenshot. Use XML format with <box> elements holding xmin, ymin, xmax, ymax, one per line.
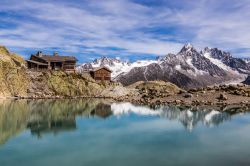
<box><xmin>0</xmin><ymin>0</ymin><xmax>184</xmax><ymax>58</ymax></box>
<box><xmin>0</xmin><ymin>0</ymin><xmax>250</xmax><ymax>60</ymax></box>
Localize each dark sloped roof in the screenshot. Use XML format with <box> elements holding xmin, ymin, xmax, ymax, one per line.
<box><xmin>27</xmin><ymin>60</ymin><xmax>48</xmax><ymax>65</ymax></box>
<box><xmin>33</xmin><ymin>55</ymin><xmax>77</xmax><ymax>62</ymax></box>
<box><xmin>92</xmin><ymin>66</ymin><xmax>112</xmax><ymax>72</ymax></box>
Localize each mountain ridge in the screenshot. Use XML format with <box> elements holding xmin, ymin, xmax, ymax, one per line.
<box><xmin>77</xmin><ymin>44</ymin><xmax>249</xmax><ymax>89</ymax></box>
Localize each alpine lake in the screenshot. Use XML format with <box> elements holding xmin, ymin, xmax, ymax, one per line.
<box><xmin>1</xmin><ymin>99</ymin><xmax>250</xmax><ymax>166</ymax></box>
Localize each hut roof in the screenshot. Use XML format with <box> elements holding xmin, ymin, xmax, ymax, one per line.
<box><xmin>33</xmin><ymin>55</ymin><xmax>77</xmax><ymax>62</ymax></box>
<box><xmin>92</xmin><ymin>66</ymin><xmax>112</xmax><ymax>72</ymax></box>
<box><xmin>26</xmin><ymin>60</ymin><xmax>48</xmax><ymax>65</ymax></box>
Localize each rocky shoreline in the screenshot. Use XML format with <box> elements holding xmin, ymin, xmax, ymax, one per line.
<box><xmin>2</xmin><ymin>82</ymin><xmax>250</xmax><ymax>114</ymax></box>
<box><xmin>115</xmin><ymin>83</ymin><xmax>250</xmax><ymax>110</ymax></box>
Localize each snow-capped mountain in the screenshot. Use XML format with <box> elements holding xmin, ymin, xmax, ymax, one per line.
<box><xmin>116</xmin><ymin>44</ymin><xmax>248</xmax><ymax>88</ymax></box>
<box><xmin>202</xmin><ymin>47</ymin><xmax>250</xmax><ymax>74</ymax></box>
<box><xmin>77</xmin><ymin>56</ymin><xmax>158</xmax><ymax>78</ymax></box>
<box><xmin>77</xmin><ymin>44</ymin><xmax>249</xmax><ymax>89</ymax></box>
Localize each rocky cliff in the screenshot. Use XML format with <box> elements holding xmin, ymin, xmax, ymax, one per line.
<box><xmin>0</xmin><ymin>46</ymin><xmax>28</xmax><ymax>98</ymax></box>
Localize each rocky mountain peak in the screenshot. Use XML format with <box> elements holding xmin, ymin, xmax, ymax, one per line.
<box><xmin>182</xmin><ymin>43</ymin><xmax>194</xmax><ymax>50</ymax></box>
<box><xmin>93</xmin><ymin>56</ymin><xmax>122</xmax><ymax>66</ymax></box>
<box><xmin>202</xmin><ymin>47</ymin><xmax>232</xmax><ymax>59</ymax></box>
<box><xmin>178</xmin><ymin>43</ymin><xmax>199</xmax><ymax>56</ymax></box>
<box><xmin>184</xmin><ymin>43</ymin><xmax>193</xmax><ymax>49</ymax></box>
<box><xmin>203</xmin><ymin>47</ymin><xmax>212</xmax><ymax>52</ymax></box>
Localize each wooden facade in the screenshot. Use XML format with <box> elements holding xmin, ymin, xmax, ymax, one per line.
<box><xmin>27</xmin><ymin>51</ymin><xmax>77</xmax><ymax>72</ymax></box>
<box><xmin>90</xmin><ymin>67</ymin><xmax>112</xmax><ymax>81</ymax></box>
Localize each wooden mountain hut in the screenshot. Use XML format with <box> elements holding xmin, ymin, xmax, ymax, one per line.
<box><xmin>89</xmin><ymin>66</ymin><xmax>112</xmax><ymax>81</ymax></box>
<box><xmin>26</xmin><ymin>51</ymin><xmax>77</xmax><ymax>72</ymax></box>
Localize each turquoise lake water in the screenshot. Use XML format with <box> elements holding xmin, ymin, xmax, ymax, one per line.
<box><xmin>0</xmin><ymin>99</ymin><xmax>250</xmax><ymax>166</ymax></box>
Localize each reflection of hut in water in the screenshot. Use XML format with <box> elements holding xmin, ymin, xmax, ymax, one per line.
<box><xmin>27</xmin><ymin>118</ymin><xmax>76</xmax><ymax>138</ymax></box>
<box><xmin>90</xmin><ymin>103</ymin><xmax>112</xmax><ymax>118</ymax></box>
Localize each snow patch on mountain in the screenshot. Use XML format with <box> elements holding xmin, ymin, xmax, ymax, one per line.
<box><xmin>203</xmin><ymin>52</ymin><xmax>238</xmax><ymax>75</ymax></box>
<box><xmin>111</xmin><ymin>60</ymin><xmax>158</xmax><ymax>78</ymax></box>
<box><xmin>175</xmin><ymin>65</ymin><xmax>181</xmax><ymax>70</ymax></box>
<box><xmin>77</xmin><ymin>57</ymin><xmax>158</xmax><ymax>78</ymax></box>
<box><xmin>186</xmin><ymin>57</ymin><xmax>207</xmax><ymax>76</ymax></box>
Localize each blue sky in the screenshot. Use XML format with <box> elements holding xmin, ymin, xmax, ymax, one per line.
<box><xmin>0</xmin><ymin>0</ymin><xmax>250</xmax><ymax>63</ymax></box>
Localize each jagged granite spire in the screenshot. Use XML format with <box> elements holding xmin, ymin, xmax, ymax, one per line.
<box><xmin>178</xmin><ymin>43</ymin><xmax>198</xmax><ymax>55</ymax></box>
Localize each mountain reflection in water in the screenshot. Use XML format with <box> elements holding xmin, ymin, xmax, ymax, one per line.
<box><xmin>0</xmin><ymin>99</ymin><xmax>243</xmax><ymax>145</ymax></box>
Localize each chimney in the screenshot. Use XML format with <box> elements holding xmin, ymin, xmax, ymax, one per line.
<box><xmin>53</xmin><ymin>52</ymin><xmax>59</xmax><ymax>56</ymax></box>
<box><xmin>37</xmin><ymin>51</ymin><xmax>43</xmax><ymax>57</ymax></box>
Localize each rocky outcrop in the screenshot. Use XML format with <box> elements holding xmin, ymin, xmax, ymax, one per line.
<box><xmin>27</xmin><ymin>71</ymin><xmax>106</xmax><ymax>98</ymax></box>
<box><xmin>116</xmin><ymin>81</ymin><xmax>184</xmax><ymax>104</ymax></box>
<box><xmin>0</xmin><ymin>46</ymin><xmax>28</xmax><ymax>98</ymax></box>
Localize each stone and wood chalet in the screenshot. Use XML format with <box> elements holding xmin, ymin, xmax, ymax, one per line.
<box><xmin>27</xmin><ymin>51</ymin><xmax>77</xmax><ymax>72</ymax></box>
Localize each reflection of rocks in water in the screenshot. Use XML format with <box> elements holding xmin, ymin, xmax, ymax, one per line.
<box><xmin>0</xmin><ymin>99</ymin><xmax>113</xmax><ymax>142</ymax></box>
<box><xmin>25</xmin><ymin>100</ymin><xmax>83</xmax><ymax>137</ymax></box>
<box><xmin>27</xmin><ymin>118</ymin><xmax>76</xmax><ymax>138</ymax></box>
<box><xmin>160</xmin><ymin>106</ymin><xmax>231</xmax><ymax>131</ymax></box>
<box><xmin>26</xmin><ymin>102</ymin><xmax>113</xmax><ymax>138</ymax></box>
<box><xmin>26</xmin><ymin>100</ymin><xmax>112</xmax><ymax>137</ymax></box>
<box><xmin>0</xmin><ymin>100</ymin><xmax>30</xmax><ymax>144</ymax></box>
<box><xmin>90</xmin><ymin>103</ymin><xmax>112</xmax><ymax>118</ymax></box>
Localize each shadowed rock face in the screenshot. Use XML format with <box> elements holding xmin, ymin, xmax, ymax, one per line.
<box><xmin>117</xmin><ymin>63</ymin><xmax>198</xmax><ymax>88</ymax></box>
<box><xmin>243</xmin><ymin>76</ymin><xmax>250</xmax><ymax>85</ymax></box>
